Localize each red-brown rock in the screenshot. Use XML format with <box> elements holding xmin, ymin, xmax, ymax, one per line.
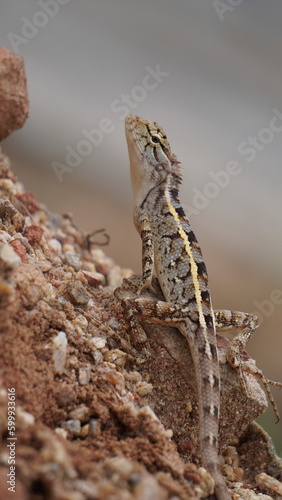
<box><xmin>0</xmin><ymin>46</ymin><xmax>29</xmax><ymax>141</ymax></box>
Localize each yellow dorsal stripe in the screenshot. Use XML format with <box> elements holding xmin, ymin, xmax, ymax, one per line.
<box><xmin>167</xmin><ymin>202</ymin><xmax>207</xmax><ymax>330</ymax></box>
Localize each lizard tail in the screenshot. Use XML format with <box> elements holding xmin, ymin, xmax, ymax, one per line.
<box><xmin>189</xmin><ymin>326</ymin><xmax>231</xmax><ymax>500</ymax></box>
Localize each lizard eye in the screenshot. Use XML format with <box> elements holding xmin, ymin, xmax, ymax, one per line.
<box><xmin>155</xmin><ymin>164</ymin><xmax>164</xmax><ymax>172</ymax></box>
<box><xmin>150</xmin><ymin>134</ymin><xmax>161</xmax><ymax>144</ymax></box>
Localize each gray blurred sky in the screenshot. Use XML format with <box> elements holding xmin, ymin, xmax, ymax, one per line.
<box><xmin>1</xmin><ymin>0</ymin><xmax>282</xmax><ymax>450</ymax></box>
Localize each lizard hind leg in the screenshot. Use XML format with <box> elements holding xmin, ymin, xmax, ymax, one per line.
<box><xmin>214</xmin><ymin>309</ymin><xmax>282</xmax><ymax>421</ymax></box>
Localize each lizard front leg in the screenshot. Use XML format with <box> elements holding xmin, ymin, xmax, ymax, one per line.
<box><xmin>133</xmin><ymin>208</ymin><xmax>155</xmax><ymax>294</ymax></box>
<box><xmin>115</xmin><ymin>279</ymin><xmax>188</xmax><ymax>330</ymax></box>
<box><xmin>114</xmin><ymin>276</ymin><xmax>195</xmax><ymax>364</ymax></box>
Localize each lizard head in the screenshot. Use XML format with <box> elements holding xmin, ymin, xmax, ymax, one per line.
<box><xmin>125</xmin><ymin>115</ymin><xmax>182</xmax><ymax>209</ymax></box>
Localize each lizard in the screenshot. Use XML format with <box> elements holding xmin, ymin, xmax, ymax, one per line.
<box><xmin>115</xmin><ymin>114</ymin><xmax>282</xmax><ymax>500</ymax></box>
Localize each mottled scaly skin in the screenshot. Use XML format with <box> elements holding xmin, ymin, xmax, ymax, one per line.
<box><xmin>125</xmin><ymin>114</ymin><xmax>230</xmax><ymax>500</ymax></box>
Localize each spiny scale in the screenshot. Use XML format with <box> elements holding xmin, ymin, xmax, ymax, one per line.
<box><xmin>125</xmin><ymin>114</ymin><xmax>231</xmax><ymax>500</ymax></box>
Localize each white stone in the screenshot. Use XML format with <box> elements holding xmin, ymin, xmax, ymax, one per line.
<box><xmin>53</xmin><ymin>331</ymin><xmax>68</xmax><ymax>374</ymax></box>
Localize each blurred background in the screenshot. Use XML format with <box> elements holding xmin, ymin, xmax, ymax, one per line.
<box><xmin>1</xmin><ymin>0</ymin><xmax>281</xmax><ymax>452</ymax></box>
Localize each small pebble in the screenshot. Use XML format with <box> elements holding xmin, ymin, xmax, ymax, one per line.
<box><xmin>55</xmin><ymin>427</ymin><xmax>68</xmax><ymax>439</ymax></box>
<box><xmin>135</xmin><ymin>381</ymin><xmax>153</xmax><ymax>397</ymax></box>
<box><xmin>38</xmin><ymin>259</ymin><xmax>52</xmax><ymax>272</ymax></box>
<box><xmin>78</xmin><ymin>365</ymin><xmax>91</xmax><ymax>385</ymax></box>
<box><xmin>16</xmin><ymin>407</ymin><xmax>35</xmax><ymax>426</ymax></box>
<box><xmin>53</xmin><ymin>331</ymin><xmax>68</xmax><ymax>375</ymax></box>
<box><xmin>0</xmin><ymin>231</ymin><xmax>12</xmax><ymax>243</ymax></box>
<box><xmin>49</xmin><ymin>238</ymin><xmax>62</xmax><ymax>254</ymax></box>
<box><xmin>255</xmin><ymin>472</ymin><xmax>282</xmax><ymax>496</ymax></box>
<box><xmin>16</xmin><ymin>192</ymin><xmax>40</xmax><ymax>214</ymax></box>
<box><xmin>104</xmin><ymin>349</ymin><xmax>127</xmax><ymax>368</ymax></box>
<box><xmin>80</xmin><ymin>424</ymin><xmax>89</xmax><ymax>439</ymax></box>
<box><xmin>0</xmin><ymin>197</ymin><xmax>24</xmax><ymax>231</ymax></box>
<box><xmin>23</xmin><ymin>224</ymin><xmax>44</xmax><ymax>245</ymax></box>
<box><xmin>107</xmin><ymin>266</ymin><xmax>125</xmax><ymax>287</ymax></box>
<box><xmin>88</xmin><ymin>418</ymin><xmax>101</xmax><ymax>438</ymax></box>
<box><xmin>82</xmin><ymin>270</ymin><xmax>105</xmax><ymax>287</ymax></box>
<box><xmin>74</xmin><ymin>271</ymin><xmax>87</xmax><ymax>283</ymax></box>
<box><xmin>54</xmin><ymin>383</ymin><xmax>77</xmax><ymax>406</ymax></box>
<box><xmin>62</xmin><ymin>419</ymin><xmax>81</xmax><ymax>438</ymax></box>
<box><xmin>105</xmin><ymin>456</ymin><xmax>134</xmax><ymax>478</ymax></box>
<box><xmin>63</xmin><ymin>251</ymin><xmax>81</xmax><ymax>271</ymax></box>
<box><xmin>91</xmin><ymin>249</ymin><xmax>114</xmax><ymax>275</ymax></box>
<box><xmin>92</xmin><ymin>350</ymin><xmax>103</xmax><ymax>365</ymax></box>
<box><xmin>0</xmin><ymin>179</ymin><xmax>17</xmax><ymax>197</ymax></box>
<box><xmin>73</xmin><ymin>314</ymin><xmax>88</xmax><ymax>331</ymax></box>
<box><xmin>0</xmin><ymin>243</ymin><xmax>21</xmax><ymax>269</ymax></box>
<box><xmin>90</xmin><ymin>337</ymin><xmax>106</xmax><ymax>349</ymax></box>
<box><xmin>67</xmin><ymin>281</ymin><xmax>91</xmax><ymax>305</ymax></box>
<box><xmin>69</xmin><ymin>406</ymin><xmax>90</xmax><ymax>422</ymax></box>
<box><xmin>10</xmin><ymin>239</ymin><xmax>27</xmax><ymax>261</ymax></box>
